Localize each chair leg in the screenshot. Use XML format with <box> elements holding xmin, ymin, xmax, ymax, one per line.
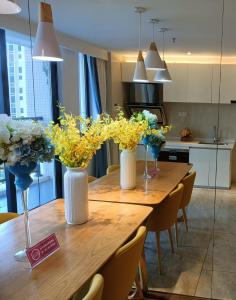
<box><xmin>175</xmin><ymin>222</ymin><xmax>179</xmax><ymax>247</ymax></box>
<box><xmin>139</xmin><ymin>247</ymin><xmax>148</xmax><ymax>293</ymax></box>
<box><xmin>182</xmin><ymin>207</ymin><xmax>188</xmax><ymax>232</ymax></box>
<box><xmin>168</xmin><ymin>228</ymin><xmax>174</xmax><ymax>253</ymax></box>
<box><xmin>155</xmin><ymin>232</ymin><xmax>162</xmax><ymax>274</ymax></box>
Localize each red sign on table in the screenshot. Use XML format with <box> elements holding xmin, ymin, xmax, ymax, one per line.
<box><xmin>26</xmin><ymin>233</ymin><xmax>60</xmax><ymax>268</ymax></box>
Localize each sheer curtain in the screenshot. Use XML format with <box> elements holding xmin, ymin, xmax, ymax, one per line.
<box><xmin>79</xmin><ymin>54</ymin><xmax>108</xmax><ymax>177</ymax></box>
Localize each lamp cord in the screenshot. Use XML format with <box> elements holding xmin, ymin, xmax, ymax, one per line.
<box><xmin>27</xmin><ymin>0</ymin><xmax>41</xmax><ymax>207</ymax></box>
<box><xmin>139</xmin><ymin>11</ymin><xmax>141</xmax><ymax>50</ymax></box>
<box><xmin>162</xmin><ymin>30</ymin><xmax>165</xmax><ymax>61</ymax></box>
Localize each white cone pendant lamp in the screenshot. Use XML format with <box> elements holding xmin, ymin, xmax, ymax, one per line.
<box><xmin>33</xmin><ymin>2</ymin><xmax>63</xmax><ymax>62</ymax></box>
<box><xmin>154</xmin><ymin>28</ymin><xmax>172</xmax><ymax>82</ymax></box>
<box><xmin>133</xmin><ymin>7</ymin><xmax>148</xmax><ymax>82</ymax></box>
<box><xmin>145</xmin><ymin>19</ymin><xmax>164</xmax><ymax>70</ymax></box>
<box><xmin>133</xmin><ymin>50</ymin><xmax>148</xmax><ymax>82</ymax></box>
<box><xmin>154</xmin><ymin>61</ymin><xmax>172</xmax><ymax>82</ymax></box>
<box><xmin>0</xmin><ymin>0</ymin><xmax>21</xmax><ymax>14</ymax></box>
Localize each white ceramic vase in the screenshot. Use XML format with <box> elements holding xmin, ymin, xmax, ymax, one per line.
<box><xmin>120</xmin><ymin>149</ymin><xmax>136</xmax><ymax>190</ymax></box>
<box><xmin>64</xmin><ymin>167</ymin><xmax>88</xmax><ymax>225</ymax></box>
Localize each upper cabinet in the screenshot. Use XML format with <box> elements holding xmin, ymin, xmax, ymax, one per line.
<box><xmin>164</xmin><ymin>63</ymin><xmax>213</xmax><ymax>103</ymax></box>
<box><xmin>163</xmin><ymin>64</ymin><xmax>188</xmax><ymax>103</ymax></box>
<box><xmin>187</xmin><ymin>64</ymin><xmax>213</xmax><ymax>103</ymax></box>
<box><xmin>121</xmin><ymin>62</ymin><xmax>236</xmax><ymax>104</ymax></box>
<box><xmin>214</xmin><ymin>65</ymin><xmax>236</xmax><ymax>104</ymax></box>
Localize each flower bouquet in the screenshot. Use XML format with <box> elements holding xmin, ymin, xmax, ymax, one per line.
<box><xmin>108</xmin><ymin>109</ymin><xmax>148</xmax><ymax>189</ymax></box>
<box><xmin>132</xmin><ymin>110</ymin><xmax>170</xmax><ymax>177</ymax></box>
<box><xmin>0</xmin><ymin>114</ymin><xmax>54</xmax><ymax>261</ymax></box>
<box><xmin>47</xmin><ymin>108</ymin><xmax>111</xmax><ymax>224</ymax></box>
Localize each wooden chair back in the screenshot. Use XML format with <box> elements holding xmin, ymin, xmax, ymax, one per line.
<box><xmin>0</xmin><ymin>213</ymin><xmax>19</xmax><ymax>224</ymax></box>
<box><xmin>147</xmin><ymin>184</ymin><xmax>184</xmax><ymax>232</ymax></box>
<box><xmin>180</xmin><ymin>171</ymin><xmax>196</xmax><ymax>209</ymax></box>
<box><xmin>82</xmin><ymin>274</ymin><xmax>104</xmax><ymax>300</ymax></box>
<box><xmin>88</xmin><ymin>176</ymin><xmax>97</xmax><ymax>183</ymax></box>
<box><xmin>99</xmin><ymin>226</ymin><xmax>146</xmax><ymax>300</ymax></box>
<box><xmin>106</xmin><ymin>164</ymin><xmax>120</xmax><ymax>175</ymax></box>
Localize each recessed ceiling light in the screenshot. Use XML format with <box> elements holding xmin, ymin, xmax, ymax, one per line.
<box><xmin>187</xmin><ymin>51</ymin><xmax>192</xmax><ymax>55</ymax></box>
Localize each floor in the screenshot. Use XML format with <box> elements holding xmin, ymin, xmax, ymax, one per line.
<box><xmin>144</xmin><ymin>185</ymin><xmax>236</xmax><ymax>300</ymax></box>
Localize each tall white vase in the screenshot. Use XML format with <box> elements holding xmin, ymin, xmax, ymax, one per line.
<box><xmin>64</xmin><ymin>167</ymin><xmax>88</xmax><ymax>225</ymax></box>
<box><xmin>120</xmin><ymin>149</ymin><xmax>136</xmax><ymax>190</ymax></box>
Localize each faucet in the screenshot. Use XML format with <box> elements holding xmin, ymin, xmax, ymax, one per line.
<box><xmin>213</xmin><ymin>125</ymin><xmax>220</xmax><ymax>143</ymax></box>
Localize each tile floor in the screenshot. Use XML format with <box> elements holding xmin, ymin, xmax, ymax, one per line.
<box><xmin>145</xmin><ymin>185</ymin><xmax>236</xmax><ymax>300</ymax></box>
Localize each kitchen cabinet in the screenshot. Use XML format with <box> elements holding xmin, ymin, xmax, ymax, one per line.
<box><xmin>164</xmin><ymin>63</ymin><xmax>213</xmax><ymax>103</ymax></box>
<box><xmin>163</xmin><ymin>64</ymin><xmax>188</xmax><ymax>102</ymax></box>
<box><xmin>212</xmin><ymin>65</ymin><xmax>236</xmax><ymax>104</ymax></box>
<box><xmin>189</xmin><ymin>147</ymin><xmax>232</xmax><ymax>188</ymax></box>
<box><xmin>187</xmin><ymin>64</ymin><xmax>212</xmax><ymax>103</ymax></box>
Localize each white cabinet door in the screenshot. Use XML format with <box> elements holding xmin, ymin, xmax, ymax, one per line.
<box><xmin>189</xmin><ymin>148</ymin><xmax>211</xmax><ymax>187</ymax></box>
<box><xmin>213</xmin><ymin>65</ymin><xmax>236</xmax><ymax>104</ymax></box>
<box><xmin>209</xmin><ymin>149</ymin><xmax>231</xmax><ymax>188</ymax></box>
<box><xmin>189</xmin><ymin>148</ymin><xmax>232</xmax><ymax>188</ymax></box>
<box><xmin>163</xmin><ymin>64</ymin><xmax>188</xmax><ymax>102</ymax></box>
<box><xmin>187</xmin><ymin>64</ymin><xmax>213</xmax><ymax>103</ymax></box>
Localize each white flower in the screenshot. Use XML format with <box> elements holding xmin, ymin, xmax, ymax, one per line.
<box><xmin>0</xmin><ymin>124</ymin><xmax>10</xmax><ymax>144</ymax></box>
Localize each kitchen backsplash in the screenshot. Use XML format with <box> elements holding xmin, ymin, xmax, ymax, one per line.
<box><xmin>165</xmin><ymin>102</ymin><xmax>236</xmax><ymax>140</ymax></box>
<box><xmin>165</xmin><ymin>102</ymin><xmax>236</xmax><ymax>182</ymax></box>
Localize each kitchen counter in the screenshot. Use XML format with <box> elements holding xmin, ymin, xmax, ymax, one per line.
<box><xmin>164</xmin><ymin>140</ymin><xmax>235</xmax><ymax>151</ymax></box>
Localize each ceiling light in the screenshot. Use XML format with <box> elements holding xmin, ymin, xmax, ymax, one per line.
<box><xmin>187</xmin><ymin>51</ymin><xmax>192</xmax><ymax>55</ymax></box>
<box><xmin>154</xmin><ymin>28</ymin><xmax>172</xmax><ymax>83</ymax></box>
<box><xmin>145</xmin><ymin>19</ymin><xmax>164</xmax><ymax>70</ymax></box>
<box><xmin>133</xmin><ymin>7</ymin><xmax>148</xmax><ymax>82</ymax></box>
<box><xmin>0</xmin><ymin>0</ymin><xmax>21</xmax><ymax>14</ymax></box>
<box><xmin>33</xmin><ymin>2</ymin><xmax>63</xmax><ymax>62</ymax></box>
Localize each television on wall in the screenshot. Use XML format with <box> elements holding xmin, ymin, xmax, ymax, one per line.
<box><xmin>125</xmin><ymin>82</ymin><xmax>163</xmax><ymax>105</ymax></box>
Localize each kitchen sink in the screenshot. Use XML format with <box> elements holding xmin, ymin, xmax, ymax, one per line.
<box><xmin>198</xmin><ymin>142</ymin><xmax>228</xmax><ymax>146</ymax></box>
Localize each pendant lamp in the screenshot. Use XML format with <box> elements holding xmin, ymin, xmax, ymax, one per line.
<box><xmin>0</xmin><ymin>0</ymin><xmax>21</xmax><ymax>14</ymax></box>
<box><xmin>133</xmin><ymin>7</ymin><xmax>148</xmax><ymax>82</ymax></box>
<box><xmin>154</xmin><ymin>28</ymin><xmax>172</xmax><ymax>82</ymax></box>
<box><xmin>33</xmin><ymin>2</ymin><xmax>63</xmax><ymax>62</ymax></box>
<box><xmin>145</xmin><ymin>19</ymin><xmax>164</xmax><ymax>70</ymax></box>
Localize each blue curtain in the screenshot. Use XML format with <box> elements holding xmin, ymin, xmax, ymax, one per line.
<box><xmin>83</xmin><ymin>55</ymin><xmax>107</xmax><ymax>177</ymax></box>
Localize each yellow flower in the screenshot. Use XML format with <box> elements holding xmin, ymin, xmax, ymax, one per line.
<box><xmin>46</xmin><ymin>110</ymin><xmax>111</xmax><ymax>168</ymax></box>
<box><xmin>108</xmin><ymin>110</ymin><xmax>148</xmax><ymax>151</ymax></box>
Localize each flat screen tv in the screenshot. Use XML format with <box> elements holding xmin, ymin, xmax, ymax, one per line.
<box><xmin>126</xmin><ymin>82</ymin><xmax>163</xmax><ymax>105</ymax></box>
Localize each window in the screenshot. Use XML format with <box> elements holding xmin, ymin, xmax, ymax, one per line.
<box><xmin>8</xmin><ymin>44</ymin><xmax>13</xmax><ymax>51</ymax></box>
<box><xmin>5</xmin><ymin>32</ymin><xmax>57</xmax><ymax>213</ymax></box>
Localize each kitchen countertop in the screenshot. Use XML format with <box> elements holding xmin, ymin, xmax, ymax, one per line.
<box><xmin>164</xmin><ymin>139</ymin><xmax>235</xmax><ymax>150</ymax></box>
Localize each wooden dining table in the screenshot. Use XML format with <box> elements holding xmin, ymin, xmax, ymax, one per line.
<box><xmin>0</xmin><ymin>200</ymin><xmax>152</xmax><ymax>300</ymax></box>
<box><xmin>88</xmin><ymin>161</ymin><xmax>192</xmax><ymax>206</ymax></box>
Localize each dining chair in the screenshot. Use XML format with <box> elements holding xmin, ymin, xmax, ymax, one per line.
<box><xmin>106</xmin><ymin>164</ymin><xmax>120</xmax><ymax>175</ymax></box>
<box><xmin>0</xmin><ymin>212</ymin><xmax>19</xmax><ymax>224</ymax></box>
<box><xmin>146</xmin><ymin>184</ymin><xmax>184</xmax><ymax>274</ymax></box>
<box><xmin>99</xmin><ymin>226</ymin><xmax>147</xmax><ymax>300</ymax></box>
<box><xmin>72</xmin><ymin>274</ymin><xmax>104</xmax><ymax>300</ymax></box>
<box><xmin>88</xmin><ymin>176</ymin><xmax>97</xmax><ymax>183</ymax></box>
<box><xmin>178</xmin><ymin>171</ymin><xmax>196</xmax><ymax>232</ymax></box>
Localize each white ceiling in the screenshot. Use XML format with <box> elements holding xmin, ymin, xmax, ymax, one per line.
<box><xmin>16</xmin><ymin>0</ymin><xmax>236</xmax><ymax>57</ymax></box>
